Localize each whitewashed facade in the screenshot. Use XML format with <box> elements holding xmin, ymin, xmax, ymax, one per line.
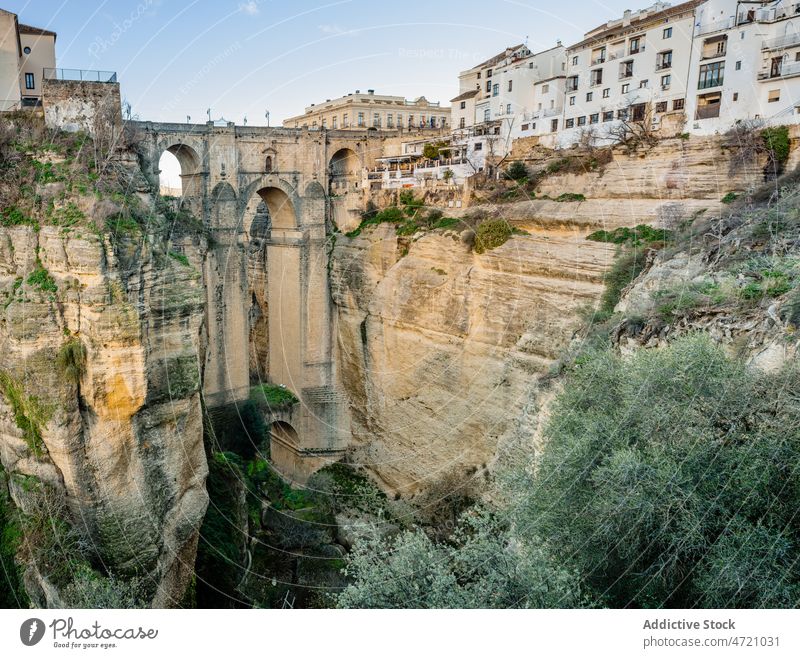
<box><xmin>558</xmin><ymin>0</ymin><xmax>701</xmax><ymax>147</ymax></box>
<box><xmin>686</xmin><ymin>0</ymin><xmax>800</xmax><ymax>134</ymax></box>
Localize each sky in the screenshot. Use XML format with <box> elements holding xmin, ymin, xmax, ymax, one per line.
<box><xmin>6</xmin><ymin>0</ymin><xmax>644</xmax><ymax>126</ymax></box>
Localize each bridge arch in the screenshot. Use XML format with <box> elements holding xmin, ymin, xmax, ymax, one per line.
<box><xmin>329</xmin><ymin>147</ymin><xmax>360</xmax><ymax>177</ymax></box>
<box><xmin>158</xmin><ymin>142</ymin><xmax>202</xmax><ymax>197</ymax></box>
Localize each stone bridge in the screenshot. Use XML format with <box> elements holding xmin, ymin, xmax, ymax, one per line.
<box><xmin>134</xmin><ymin>119</ymin><xmax>389</xmax><ymax>481</ymax></box>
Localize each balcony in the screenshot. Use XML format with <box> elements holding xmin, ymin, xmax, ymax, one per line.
<box><xmin>608</xmin><ymin>49</ymin><xmax>625</xmax><ymax>61</ymax></box>
<box><xmin>758</xmin><ymin>60</ymin><xmax>800</xmax><ymax>79</ymax></box>
<box><xmin>591</xmin><ymin>56</ymin><xmax>606</xmax><ymax>65</ymax></box>
<box><xmin>762</xmin><ymin>32</ymin><xmax>800</xmax><ymax>51</ymax></box>
<box><xmin>43</xmin><ymin>68</ymin><xmax>117</xmax><ymax>83</ymax></box>
<box><xmin>629</xmin><ymin>45</ymin><xmax>646</xmax><ymax>55</ymax></box>
<box><xmin>619</xmin><ymin>71</ymin><xmax>634</xmax><ymax>80</ymax></box>
<box><xmin>656</xmin><ymin>62</ymin><xmax>672</xmax><ymax>71</ymax></box>
<box><xmin>695</xmin><ymin>17</ymin><xmax>735</xmax><ymax>36</ymax></box>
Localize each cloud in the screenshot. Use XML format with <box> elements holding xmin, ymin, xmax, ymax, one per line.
<box><xmin>238</xmin><ymin>2</ymin><xmax>259</xmax><ymax>15</ymax></box>
<box><xmin>318</xmin><ymin>23</ymin><xmax>357</xmax><ymax>37</ymax></box>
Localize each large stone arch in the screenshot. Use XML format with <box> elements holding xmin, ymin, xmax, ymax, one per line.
<box><xmin>329</xmin><ymin>147</ymin><xmax>361</xmax><ymax>177</ymax></box>
<box><xmin>240</xmin><ymin>176</ymin><xmax>300</xmax><ymax>235</ymax></box>
<box><xmin>158</xmin><ymin>141</ymin><xmax>204</xmax><ymax>198</ymax></box>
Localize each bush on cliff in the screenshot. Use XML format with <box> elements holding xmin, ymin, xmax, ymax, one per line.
<box><xmin>473</xmin><ymin>219</ymin><xmax>513</xmax><ymax>254</ymax></box>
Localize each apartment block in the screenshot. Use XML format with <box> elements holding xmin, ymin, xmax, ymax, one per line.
<box><xmin>559</xmin><ymin>0</ymin><xmax>701</xmax><ymax>147</ymax></box>
<box><xmin>283</xmin><ymin>89</ymin><xmax>450</xmax><ymax>131</ymax></box>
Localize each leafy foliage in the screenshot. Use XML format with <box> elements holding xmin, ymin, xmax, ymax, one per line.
<box><xmin>516</xmin><ymin>336</ymin><xmax>800</xmax><ymax>607</ymax></box>
<box><xmin>586</xmin><ymin>224</ymin><xmax>671</xmax><ymax>246</ymax></box>
<box><xmin>596</xmin><ymin>247</ymin><xmax>650</xmax><ymax>321</ymax></box>
<box><xmin>504</xmin><ymin>160</ymin><xmax>529</xmax><ymax>181</ymax></box>
<box><xmin>336</xmin><ymin>509</ymin><xmax>581</xmax><ymax>609</ymax></box>
<box><xmin>56</xmin><ymin>339</ymin><xmax>87</xmax><ymax>385</ymax></box>
<box><xmin>62</xmin><ymin>565</ymin><xmax>147</xmax><ymax>608</ymax></box>
<box><xmin>473</xmin><ymin>219</ymin><xmax>513</xmax><ymax>254</ymax></box>
<box><xmin>249</xmin><ymin>383</ymin><xmax>298</xmax><ymax>409</ymax></box>
<box><xmin>26</xmin><ymin>260</ymin><xmax>57</xmax><ymax>294</ymax></box>
<box><xmin>0</xmin><ymin>372</ymin><xmax>51</xmax><ymax>456</ymax></box>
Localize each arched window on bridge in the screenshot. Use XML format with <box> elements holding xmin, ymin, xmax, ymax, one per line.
<box><xmin>158</xmin><ymin>150</ymin><xmax>182</xmax><ymax>197</ymax></box>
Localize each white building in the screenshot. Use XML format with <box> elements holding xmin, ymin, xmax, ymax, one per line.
<box><xmin>0</xmin><ymin>8</ymin><xmax>56</xmax><ymax>111</ymax></box>
<box><xmin>450</xmin><ymin>43</ymin><xmax>566</xmax><ymax>170</ymax></box>
<box><xmin>559</xmin><ymin>0</ymin><xmax>702</xmax><ymax>147</ymax></box>
<box><xmin>686</xmin><ymin>0</ymin><xmax>800</xmax><ymax>134</ymax></box>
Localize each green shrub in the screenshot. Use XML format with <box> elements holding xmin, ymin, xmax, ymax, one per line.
<box><xmin>0</xmin><ymin>480</ymin><xmax>28</xmax><ymax>608</ymax></box>
<box><xmin>473</xmin><ymin>219</ymin><xmax>513</xmax><ymax>254</ymax></box>
<box><xmin>504</xmin><ymin>160</ymin><xmax>529</xmax><ymax>181</ymax></box>
<box><xmin>62</xmin><ymin>565</ymin><xmax>147</xmax><ymax>608</ymax></box>
<box><xmin>586</xmin><ymin>224</ymin><xmax>671</xmax><ymax>246</ymax></box>
<box><xmin>26</xmin><ymin>260</ymin><xmax>57</xmax><ymax>294</ymax></box>
<box><xmin>554</xmin><ymin>192</ymin><xmax>586</xmax><ymax>202</ymax></box>
<box><xmin>56</xmin><ymin>339</ymin><xmax>86</xmax><ymax>385</ymax></box>
<box><xmin>721</xmin><ymin>191</ymin><xmax>738</xmax><ymax>204</ymax></box>
<box><xmin>1</xmin><ymin>206</ymin><xmax>36</xmax><ymax>228</ymax></box>
<box><xmin>50</xmin><ymin>201</ymin><xmax>85</xmax><ymax>227</ymax></box>
<box><xmin>762</xmin><ymin>126</ymin><xmax>790</xmax><ymax>168</ymax></box>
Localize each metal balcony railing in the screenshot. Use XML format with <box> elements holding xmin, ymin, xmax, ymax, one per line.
<box><xmin>43</xmin><ymin>68</ymin><xmax>117</xmax><ymax>83</ymax></box>
<box><xmin>695</xmin><ymin>17</ymin><xmax>735</xmax><ymax>36</ymax></box>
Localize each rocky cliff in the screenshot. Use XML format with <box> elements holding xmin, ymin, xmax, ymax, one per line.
<box><xmin>330</xmin><ymin>132</ymin><xmax>796</xmax><ymax>496</ymax></box>
<box><xmin>0</xmin><ymin>115</ymin><xmax>208</xmax><ymax>606</ymax></box>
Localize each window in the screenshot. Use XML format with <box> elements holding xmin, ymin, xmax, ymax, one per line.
<box><xmin>487</xmin><ymin>68</ymin><xmax>492</xmax><ymax>77</ymax></box>
<box><xmin>698</xmin><ymin>61</ymin><xmax>724</xmax><ymax>89</ymax></box>
<box><xmin>565</xmin><ymin>118</ymin><xmax>575</xmax><ymax>128</ymax></box>
<box><xmin>408</xmin><ymin>114</ymin><xmax>415</xmax><ymax>127</ymax></box>
<box><xmin>332</xmin><ymin>116</ymin><xmax>338</xmax><ymax>129</ymax></box>
<box><xmin>477</xmin><ymin>72</ymin><xmax>481</xmax><ymax>79</ymax></box>
<box><xmin>590</xmin><ymin>68</ymin><xmax>603</xmax><ymax>86</ymax></box>
<box><xmin>768</xmin><ymin>89</ymin><xmax>781</xmax><ymax>103</ymax></box>
<box><xmin>732</xmin><ymin>92</ymin><xmax>738</xmax><ymax>101</ymax></box>
<box><xmin>735</xmin><ymin>60</ymin><xmax>742</xmax><ymax>70</ymax></box>
<box><xmin>569</xmin><ymin>96</ymin><xmax>576</xmax><ymax>106</ymax></box>
<box><xmin>566</xmin><ymin>75</ymin><xmax>579</xmax><ymax>92</ymax></box>
<box><xmin>386</xmin><ymin>114</ymin><xmax>393</xmax><ymax>127</ymax></box>
<box><xmin>459</xmin><ymin>117</ymin><xmax>466</xmax><ymax>128</ymax></box>
<box><xmin>632</xmin><ymin>103</ymin><xmax>646</xmax><ymax>121</ymax></box>
<box><xmin>486</xmin><ymin>80</ymin><xmax>491</xmax><ymax>92</ymax></box>
<box><xmin>655</xmin><ymin>101</ymin><xmax>668</xmax><ymax>113</ymax></box>
<box><xmin>23</xmin><ymin>46</ymin><xmax>31</xmax><ymax>54</ymax></box>
<box><xmin>343</xmin><ymin>113</ymin><xmax>349</xmax><ymax>127</ymax></box>
<box><xmin>602</xmin><ymin>88</ymin><xmax>610</xmax><ymax>98</ymax></box>
<box><xmin>577</xmin><ymin>116</ymin><xmax>587</xmax><ymax>126</ymax></box>
<box><xmin>622</xmin><ymin>83</ymin><xmax>630</xmax><ymax>94</ymax></box>
<box><xmin>492</xmin><ymin>83</ymin><xmax>499</xmax><ymax>96</ymax></box>
<box><xmin>357</xmin><ymin>112</ymin><xmax>364</xmax><ymax>126</ymax></box>
<box><xmin>586</xmin><ymin>92</ymin><xmax>593</xmax><ymax>102</ymax></box>
<box><xmin>661</xmin><ymin>74</ymin><xmax>671</xmax><ymax>88</ymax></box>
<box><xmin>460</xmin><ymin>101</ymin><xmax>466</xmax><ymax>109</ymax></box>
<box><xmin>741</xmin><ymin>31</ymin><xmax>745</xmax><ymax>39</ymax></box>
<box><xmin>551</xmin><ymin>118</ymin><xmax>559</xmax><ymax>132</ymax></box>
<box><xmin>603</xmin><ymin>110</ymin><xmax>614</xmax><ymax>122</ymax></box>
<box><xmin>640</xmin><ymin>79</ymin><xmax>649</xmax><ymax>88</ymax></box>
<box><xmin>572</xmin><ymin>55</ymin><xmax>579</xmax><ymax>65</ymax></box>
<box><xmin>629</xmin><ymin>37</ymin><xmax>641</xmax><ymax>54</ymax></box>
<box><xmin>508</xmin><ymin>80</ymin><xmax>513</xmax><ymax>92</ymax></box>
<box><xmin>483</xmin><ymin>108</ymin><xmax>490</xmax><ymax>121</ymax></box>
<box><xmin>617</xmin><ymin>108</ymin><xmax>629</xmax><ymax>120</ymax></box>
<box><xmin>521</xmin><ymin>123</ymin><xmax>529</xmax><ymax>131</ymax></box>
<box><xmin>657</xmin><ymin>50</ymin><xmax>672</xmax><ymax>70</ymax></box>
<box><xmin>542</xmin><ymin>84</ymin><xmax>549</xmax><ymax>93</ymax></box>
<box><xmin>620</xmin><ymin>60</ymin><xmax>634</xmax><ymax>79</ymax></box>
<box><xmin>589</xmin><ymin>113</ymin><xmax>599</xmax><ymax>124</ymax></box>
<box><xmin>24</xmin><ymin>72</ymin><xmax>34</xmax><ymax>90</ymax></box>
<box><xmin>506</xmin><ymin>103</ymin><xmax>512</xmax><ymax>114</ymax></box>
<box><xmin>474</xmin><ymin>142</ymin><xmax>482</xmax><ymax>151</ymax></box>
<box><xmin>663</xmin><ymin>27</ymin><xmax>672</xmax><ymax>39</ymax></box>
<box><xmin>372</xmin><ymin>113</ymin><xmax>380</xmax><ymax>127</ymax></box>
<box><xmin>395</xmin><ymin>113</ymin><xmax>400</xmax><ymax>127</ymax></box>
<box><xmin>673</xmin><ymin>98</ymin><xmax>685</xmax><ymax>111</ymax></box>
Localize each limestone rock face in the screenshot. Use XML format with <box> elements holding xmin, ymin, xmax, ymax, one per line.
<box><xmin>0</xmin><ymin>220</ymin><xmax>208</xmax><ymax>607</ymax></box>
<box><xmin>330</xmin><ymin>222</ymin><xmax>611</xmax><ymax>494</ymax></box>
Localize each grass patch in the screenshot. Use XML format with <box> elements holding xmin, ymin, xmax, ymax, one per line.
<box><xmin>587</xmin><ymin>224</ymin><xmax>672</xmax><ymax>246</ymax></box>
<box><xmin>250</xmin><ymin>383</ymin><xmax>298</xmax><ymax>409</ymax></box>
<box><xmin>554</xmin><ymin>192</ymin><xmax>586</xmax><ymax>203</ymax></box>
<box><xmin>56</xmin><ymin>339</ymin><xmax>86</xmax><ymax>385</ymax></box>
<box><xmin>169</xmin><ymin>251</ymin><xmax>190</xmax><ymax>267</ymax></box>
<box><xmin>721</xmin><ymin>192</ymin><xmax>738</xmax><ymax>204</ymax></box>
<box><xmin>0</xmin><ymin>372</ymin><xmax>51</xmax><ymax>457</ymax></box>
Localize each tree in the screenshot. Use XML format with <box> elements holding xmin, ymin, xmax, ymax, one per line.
<box><xmin>335</xmin><ymin>509</ymin><xmax>581</xmax><ymax>609</ymax></box>
<box><xmin>607</xmin><ymin>101</ymin><xmax>659</xmax><ymax>153</ymax></box>
<box><xmin>504</xmin><ymin>160</ymin><xmax>528</xmax><ymax>181</ymax></box>
<box><xmin>513</xmin><ymin>335</ymin><xmax>800</xmax><ymax>608</ymax></box>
